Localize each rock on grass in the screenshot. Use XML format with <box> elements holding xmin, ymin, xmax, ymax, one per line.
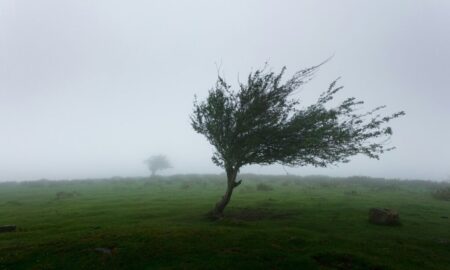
<box><xmin>369</xmin><ymin>208</ymin><xmax>400</xmax><ymax>226</ymax></box>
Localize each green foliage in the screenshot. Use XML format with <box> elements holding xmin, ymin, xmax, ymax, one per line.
<box><xmin>191</xmin><ymin>64</ymin><xmax>405</xmax><ymax>170</ymax></box>
<box><xmin>144</xmin><ymin>155</ymin><xmax>171</xmax><ymax>175</ymax></box>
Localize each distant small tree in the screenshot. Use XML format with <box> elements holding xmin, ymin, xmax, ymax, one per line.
<box><xmin>191</xmin><ymin>63</ymin><xmax>404</xmax><ymax>218</ymax></box>
<box><xmin>145</xmin><ymin>155</ymin><xmax>171</xmax><ymax>176</ymax></box>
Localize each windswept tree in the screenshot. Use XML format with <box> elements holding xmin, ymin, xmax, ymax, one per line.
<box><xmin>145</xmin><ymin>155</ymin><xmax>171</xmax><ymax>176</ymax></box>
<box><xmin>191</xmin><ymin>63</ymin><xmax>404</xmax><ymax>218</ymax></box>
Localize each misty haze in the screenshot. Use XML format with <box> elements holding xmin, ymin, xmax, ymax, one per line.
<box><xmin>1</xmin><ymin>1</ymin><xmax>449</xmax><ymax>269</ymax></box>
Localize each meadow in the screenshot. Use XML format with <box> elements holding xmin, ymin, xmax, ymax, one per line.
<box><xmin>0</xmin><ymin>175</ymin><xmax>449</xmax><ymax>270</ymax></box>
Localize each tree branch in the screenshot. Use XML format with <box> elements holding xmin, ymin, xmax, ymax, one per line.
<box><xmin>234</xmin><ymin>179</ymin><xmax>242</xmax><ymax>187</ymax></box>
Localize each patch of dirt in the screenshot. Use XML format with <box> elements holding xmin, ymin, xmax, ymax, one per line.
<box><xmin>313</xmin><ymin>253</ymin><xmax>385</xmax><ymax>270</ymax></box>
<box><xmin>226</xmin><ymin>207</ymin><xmax>299</xmax><ymax>221</ymax></box>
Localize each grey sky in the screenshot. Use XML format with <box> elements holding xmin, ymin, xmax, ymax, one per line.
<box><xmin>1</xmin><ymin>0</ymin><xmax>449</xmax><ymax>181</ymax></box>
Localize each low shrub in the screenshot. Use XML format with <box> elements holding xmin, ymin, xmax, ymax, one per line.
<box><xmin>55</xmin><ymin>191</ymin><xmax>80</xmax><ymax>200</ymax></box>
<box><xmin>256</xmin><ymin>183</ymin><xmax>274</xmax><ymax>191</ymax></box>
<box><xmin>432</xmin><ymin>187</ymin><xmax>450</xmax><ymax>201</ymax></box>
<box><xmin>180</xmin><ymin>182</ymin><xmax>191</xmax><ymax>190</ymax></box>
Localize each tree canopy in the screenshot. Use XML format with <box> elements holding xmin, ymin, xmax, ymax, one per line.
<box><xmin>145</xmin><ymin>155</ymin><xmax>171</xmax><ymax>176</ymax></box>
<box><xmin>191</xmin><ymin>63</ymin><xmax>404</xmax><ymax>217</ymax></box>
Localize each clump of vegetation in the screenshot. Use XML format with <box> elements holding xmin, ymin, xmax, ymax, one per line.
<box><xmin>238</xmin><ymin>185</ymin><xmax>254</xmax><ymax>193</ymax></box>
<box><xmin>256</xmin><ymin>183</ymin><xmax>274</xmax><ymax>191</ymax></box>
<box><xmin>21</xmin><ymin>179</ymin><xmax>52</xmax><ymax>188</ymax></box>
<box><xmin>238</xmin><ymin>185</ymin><xmax>255</xmax><ymax>193</ymax></box>
<box><xmin>319</xmin><ymin>181</ymin><xmax>339</xmax><ymax>188</ymax></box>
<box><xmin>344</xmin><ymin>190</ymin><xmax>358</xmax><ymax>196</ymax></box>
<box><xmin>4</xmin><ymin>201</ymin><xmax>22</xmax><ymax>206</ymax></box>
<box><xmin>180</xmin><ymin>182</ymin><xmax>191</xmax><ymax>190</ymax></box>
<box><xmin>313</xmin><ymin>252</ymin><xmax>384</xmax><ymax>270</ymax></box>
<box><xmin>281</xmin><ymin>180</ymin><xmax>292</xmax><ymax>186</ymax></box>
<box><xmin>432</xmin><ymin>187</ymin><xmax>450</xmax><ymax>201</ymax></box>
<box><xmin>226</xmin><ymin>207</ymin><xmax>296</xmax><ymax>221</ymax></box>
<box><xmin>55</xmin><ymin>191</ymin><xmax>80</xmax><ymax>200</ymax></box>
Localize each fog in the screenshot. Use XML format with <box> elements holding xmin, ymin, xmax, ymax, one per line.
<box><xmin>1</xmin><ymin>0</ymin><xmax>449</xmax><ymax>181</ymax></box>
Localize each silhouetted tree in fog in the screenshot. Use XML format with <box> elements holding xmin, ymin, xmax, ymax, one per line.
<box><xmin>191</xmin><ymin>62</ymin><xmax>405</xmax><ymax>218</ymax></box>
<box><xmin>145</xmin><ymin>155</ymin><xmax>171</xmax><ymax>176</ymax></box>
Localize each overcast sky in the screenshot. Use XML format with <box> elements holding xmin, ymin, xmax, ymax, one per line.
<box><xmin>1</xmin><ymin>0</ymin><xmax>449</xmax><ymax>181</ymax></box>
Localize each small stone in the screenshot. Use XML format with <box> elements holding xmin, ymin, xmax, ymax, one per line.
<box><xmin>369</xmin><ymin>208</ymin><xmax>400</xmax><ymax>226</ymax></box>
<box><xmin>94</xmin><ymin>247</ymin><xmax>116</xmax><ymax>256</ymax></box>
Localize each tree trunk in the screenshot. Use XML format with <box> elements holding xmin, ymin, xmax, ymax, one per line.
<box><xmin>209</xmin><ymin>167</ymin><xmax>241</xmax><ymax>219</ymax></box>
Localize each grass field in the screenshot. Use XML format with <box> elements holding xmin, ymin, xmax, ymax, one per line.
<box><xmin>1</xmin><ymin>175</ymin><xmax>449</xmax><ymax>270</ymax></box>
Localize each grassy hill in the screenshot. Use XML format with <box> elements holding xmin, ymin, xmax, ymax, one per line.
<box><xmin>0</xmin><ymin>175</ymin><xmax>449</xmax><ymax>269</ymax></box>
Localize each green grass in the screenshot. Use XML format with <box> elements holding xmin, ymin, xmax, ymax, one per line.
<box><xmin>1</xmin><ymin>175</ymin><xmax>449</xmax><ymax>269</ymax></box>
